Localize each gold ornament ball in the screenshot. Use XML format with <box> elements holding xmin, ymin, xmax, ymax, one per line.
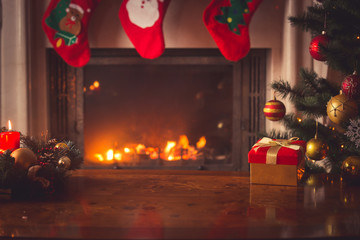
<box><xmin>306</xmin><ymin>138</ymin><xmax>329</xmax><ymax>160</ymax></box>
<box><xmin>327</xmin><ymin>93</ymin><xmax>358</xmax><ymax>125</ymax></box>
<box><xmin>11</xmin><ymin>148</ymin><xmax>37</xmax><ymax>169</ymax></box>
<box><xmin>55</xmin><ymin>142</ymin><xmax>69</xmax><ymax>150</ymax></box>
<box><xmin>341</xmin><ymin>156</ymin><xmax>360</xmax><ymax>184</ymax></box>
<box><xmin>58</xmin><ymin>156</ymin><xmax>71</xmax><ymax>169</ymax></box>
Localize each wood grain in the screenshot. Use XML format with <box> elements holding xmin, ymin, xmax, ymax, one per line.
<box><xmin>0</xmin><ymin>169</ymin><xmax>359</xmax><ymax>239</ymax></box>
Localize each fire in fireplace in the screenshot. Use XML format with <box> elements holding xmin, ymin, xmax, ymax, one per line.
<box><xmin>83</xmin><ymin>63</ymin><xmax>233</xmax><ymax>168</ymax></box>
<box><xmin>47</xmin><ymin>49</ymin><xmax>266</xmax><ymax>171</ymax></box>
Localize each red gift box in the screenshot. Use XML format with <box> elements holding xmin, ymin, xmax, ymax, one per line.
<box><xmin>248</xmin><ymin>137</ymin><xmax>306</xmax><ymax>186</ymax></box>
<box><xmin>248</xmin><ymin>137</ymin><xmax>306</xmax><ymax>165</ymax></box>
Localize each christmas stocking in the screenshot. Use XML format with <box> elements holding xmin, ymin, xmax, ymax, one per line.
<box><xmin>42</xmin><ymin>0</ymin><xmax>100</xmax><ymax>67</ymax></box>
<box><xmin>119</xmin><ymin>0</ymin><xmax>170</xmax><ymax>59</ymax></box>
<box><xmin>203</xmin><ymin>0</ymin><xmax>262</xmax><ymax>61</ymax></box>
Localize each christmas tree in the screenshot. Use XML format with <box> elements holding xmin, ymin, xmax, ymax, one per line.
<box><xmin>268</xmin><ymin>0</ymin><xmax>360</xmax><ymax>176</ymax></box>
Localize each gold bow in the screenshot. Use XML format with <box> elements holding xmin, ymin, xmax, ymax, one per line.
<box><xmin>252</xmin><ymin>137</ymin><xmax>301</xmax><ymax>165</ymax></box>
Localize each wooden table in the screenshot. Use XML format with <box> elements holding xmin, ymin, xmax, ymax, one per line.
<box><xmin>0</xmin><ymin>169</ymin><xmax>359</xmax><ymax>239</ymax></box>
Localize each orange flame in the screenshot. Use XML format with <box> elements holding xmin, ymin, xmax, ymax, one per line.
<box><xmin>179</xmin><ymin>135</ymin><xmax>189</xmax><ymax>149</ymax></box>
<box><xmin>114</xmin><ymin>151</ymin><xmax>122</xmax><ymax>161</ymax></box>
<box><xmin>164</xmin><ymin>141</ymin><xmax>176</xmax><ymax>161</ymax></box>
<box><xmin>106</xmin><ymin>149</ymin><xmax>114</xmax><ymax>161</ymax></box>
<box><xmin>95</xmin><ymin>135</ymin><xmax>207</xmax><ymax>163</ymax></box>
<box><xmin>196</xmin><ymin>136</ymin><xmax>206</xmax><ymax>149</ymax></box>
<box><xmin>94</xmin><ymin>154</ymin><xmax>104</xmax><ymax>162</ymax></box>
<box><xmin>164</xmin><ymin>141</ymin><xmax>176</xmax><ymax>153</ymax></box>
<box><xmin>136</xmin><ymin>144</ymin><xmax>146</xmax><ymax>154</ymax></box>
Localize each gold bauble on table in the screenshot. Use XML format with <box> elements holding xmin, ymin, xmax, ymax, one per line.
<box><xmin>341</xmin><ymin>156</ymin><xmax>360</xmax><ymax>184</ymax></box>
<box><xmin>58</xmin><ymin>156</ymin><xmax>71</xmax><ymax>169</ymax></box>
<box><xmin>55</xmin><ymin>142</ymin><xmax>69</xmax><ymax>150</ymax></box>
<box><xmin>11</xmin><ymin>148</ymin><xmax>37</xmax><ymax>169</ymax></box>
<box><xmin>327</xmin><ymin>93</ymin><xmax>358</xmax><ymax>124</ymax></box>
<box><xmin>306</xmin><ymin>138</ymin><xmax>329</xmax><ymax>161</ymax></box>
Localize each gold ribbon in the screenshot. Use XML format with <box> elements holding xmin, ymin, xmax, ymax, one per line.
<box><xmin>252</xmin><ymin>137</ymin><xmax>301</xmax><ymax>165</ymax></box>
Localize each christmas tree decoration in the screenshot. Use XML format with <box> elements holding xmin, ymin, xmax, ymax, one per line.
<box><xmin>203</xmin><ymin>0</ymin><xmax>262</xmax><ymax>61</ymax></box>
<box><xmin>11</xmin><ymin>148</ymin><xmax>38</xmax><ymax>169</ymax></box>
<box><xmin>58</xmin><ymin>156</ymin><xmax>72</xmax><ymax>169</ymax></box>
<box><xmin>344</xmin><ymin>118</ymin><xmax>360</xmax><ymax>148</ymax></box>
<box><xmin>267</xmin><ymin>1</ymin><xmax>360</xmax><ymax>176</ymax></box>
<box><xmin>326</xmin><ymin>92</ymin><xmax>358</xmax><ymax>125</ymax></box>
<box><xmin>341</xmin><ymin>156</ymin><xmax>360</xmax><ymax>184</ymax></box>
<box><xmin>309</xmin><ymin>32</ymin><xmax>329</xmax><ymax>61</ymax></box>
<box><xmin>119</xmin><ymin>0</ymin><xmax>170</xmax><ymax>59</ymax></box>
<box><xmin>341</xmin><ymin>72</ymin><xmax>360</xmax><ymax>100</ymax></box>
<box><xmin>306</xmin><ymin>138</ymin><xmax>329</xmax><ymax>161</ymax></box>
<box><xmin>42</xmin><ymin>0</ymin><xmax>101</xmax><ymax>67</ymax></box>
<box><xmin>306</xmin><ymin>122</ymin><xmax>329</xmax><ymax>161</ymax></box>
<box><xmin>263</xmin><ymin>97</ymin><xmax>286</xmax><ymax>121</ymax></box>
<box><xmin>55</xmin><ymin>142</ymin><xmax>69</xmax><ymax>150</ymax></box>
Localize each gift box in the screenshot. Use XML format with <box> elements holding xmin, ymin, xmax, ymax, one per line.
<box><xmin>248</xmin><ymin>137</ymin><xmax>306</xmax><ymax>186</ymax></box>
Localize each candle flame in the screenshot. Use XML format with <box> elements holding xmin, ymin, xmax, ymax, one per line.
<box><xmin>8</xmin><ymin>120</ymin><xmax>12</xmax><ymax>131</ymax></box>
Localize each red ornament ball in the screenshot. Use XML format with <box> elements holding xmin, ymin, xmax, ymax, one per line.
<box><xmin>263</xmin><ymin>99</ymin><xmax>286</xmax><ymax>121</ymax></box>
<box><xmin>309</xmin><ymin>34</ymin><xmax>329</xmax><ymax>61</ymax></box>
<box><xmin>341</xmin><ymin>73</ymin><xmax>360</xmax><ymax>100</ymax></box>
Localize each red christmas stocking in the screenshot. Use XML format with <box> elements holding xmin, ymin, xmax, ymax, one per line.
<box><xmin>119</xmin><ymin>0</ymin><xmax>170</xmax><ymax>59</ymax></box>
<box><xmin>42</xmin><ymin>0</ymin><xmax>100</xmax><ymax>67</ymax></box>
<box><xmin>203</xmin><ymin>0</ymin><xmax>262</xmax><ymax>61</ymax></box>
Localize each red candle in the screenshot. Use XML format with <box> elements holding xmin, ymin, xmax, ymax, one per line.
<box><xmin>0</xmin><ymin>120</ymin><xmax>20</xmax><ymax>152</ymax></box>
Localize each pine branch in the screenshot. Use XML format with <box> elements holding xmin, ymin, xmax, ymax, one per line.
<box><xmin>271</xmin><ymin>80</ymin><xmax>303</xmax><ymax>101</ymax></box>
<box><xmin>288</xmin><ymin>7</ymin><xmax>325</xmax><ymax>35</ymax></box>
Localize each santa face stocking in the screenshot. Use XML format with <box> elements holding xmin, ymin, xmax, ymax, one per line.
<box><xmin>203</xmin><ymin>0</ymin><xmax>262</xmax><ymax>61</ymax></box>
<box><xmin>42</xmin><ymin>0</ymin><xmax>100</xmax><ymax>67</ymax></box>
<box><xmin>119</xmin><ymin>0</ymin><xmax>170</xmax><ymax>59</ymax></box>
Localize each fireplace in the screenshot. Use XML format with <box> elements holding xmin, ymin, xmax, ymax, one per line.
<box><xmin>47</xmin><ymin>49</ymin><xmax>266</xmax><ymax>171</ymax></box>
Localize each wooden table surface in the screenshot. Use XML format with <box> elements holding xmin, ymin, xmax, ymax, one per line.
<box><xmin>0</xmin><ymin>169</ymin><xmax>359</xmax><ymax>240</ymax></box>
